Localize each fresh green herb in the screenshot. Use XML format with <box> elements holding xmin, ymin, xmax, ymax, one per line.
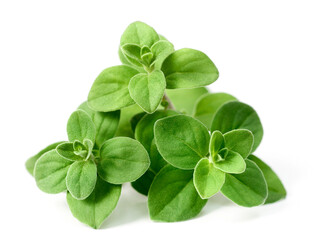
<box><xmin>26</xmin><ymin>21</ymin><xmax>286</xmax><ymax>228</ymax></box>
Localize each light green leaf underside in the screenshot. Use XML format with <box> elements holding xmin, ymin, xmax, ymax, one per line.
<box><xmin>224</xmin><ymin>129</ymin><xmax>254</xmax><ymax>159</ymax></box>
<box><xmin>34</xmin><ymin>150</ymin><xmax>72</xmax><ymax>194</ymax></box>
<box><xmin>248</xmin><ymin>155</ymin><xmax>286</xmax><ymax>204</ymax></box>
<box><xmin>26</xmin><ymin>141</ymin><xmax>64</xmax><ymax>176</ymax></box>
<box><xmin>148</xmin><ymin>165</ymin><xmax>207</xmax><ymax>222</ymax></box>
<box><xmin>67</xmin><ymin>110</ymin><xmax>96</xmax><ymax>143</ymax></box>
<box><xmin>166</xmin><ymin>87</ymin><xmax>208</xmax><ymax>115</ymax></box>
<box><xmin>66</xmin><ymin>160</ymin><xmax>97</xmax><ymax>200</ymax></box>
<box><xmin>128</xmin><ymin>70</ymin><xmax>166</xmax><ymax>113</ymax></box>
<box><xmin>88</xmin><ymin>65</ymin><xmax>139</xmax><ymax>112</ymax></box>
<box><xmin>98</xmin><ymin>137</ymin><xmax>150</xmax><ymax>184</ymax></box>
<box><xmin>211</xmin><ymin>101</ymin><xmax>263</xmax><ymax>152</ymax></box>
<box><xmin>194</xmin><ymin>92</ymin><xmax>237</xmax><ymax>129</ymax></box>
<box><xmin>221</xmin><ymin>159</ymin><xmax>267</xmax><ymax>207</ymax></box>
<box><xmin>154</xmin><ymin>115</ymin><xmax>210</xmax><ymax>169</ymax></box>
<box><xmin>193</xmin><ymin>158</ymin><xmax>225</xmax><ymax>199</ymax></box>
<box><xmin>161</xmin><ymin>48</ymin><xmax>219</xmax><ymax>89</ymax></box>
<box><xmin>214</xmin><ymin>150</ymin><xmax>246</xmax><ymax>174</ymax></box>
<box><xmin>67</xmin><ymin>177</ymin><xmax>121</xmax><ymax>229</ymax></box>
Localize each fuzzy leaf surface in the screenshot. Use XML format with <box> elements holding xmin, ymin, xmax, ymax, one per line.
<box><xmin>214</xmin><ymin>150</ymin><xmax>246</xmax><ymax>174</ymax></box>
<box><xmin>224</xmin><ymin>129</ymin><xmax>254</xmax><ymax>159</ymax></box>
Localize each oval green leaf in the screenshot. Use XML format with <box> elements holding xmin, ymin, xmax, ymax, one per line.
<box><xmin>161</xmin><ymin>48</ymin><xmax>219</xmax><ymax>89</ymax></box>
<box><xmin>211</xmin><ymin>101</ymin><xmax>263</xmax><ymax>152</ymax></box>
<box><xmin>154</xmin><ymin>115</ymin><xmax>210</xmax><ymax>169</ymax></box>
<box><xmin>248</xmin><ymin>155</ymin><xmax>286</xmax><ymax>204</ymax></box>
<box><xmin>150</xmin><ymin>40</ymin><xmax>174</xmax><ymax>69</ymax></box>
<box><xmin>210</xmin><ymin>130</ymin><xmax>225</xmax><ymax>157</ymax></box>
<box><xmin>193</xmin><ymin>158</ymin><xmax>225</xmax><ymax>199</ymax></box>
<box><xmin>224</xmin><ymin>129</ymin><xmax>254</xmax><ymax>159</ymax></box>
<box><xmin>148</xmin><ymin>165</ymin><xmax>207</xmax><ymax>222</ymax></box>
<box><xmin>214</xmin><ymin>150</ymin><xmax>246</xmax><ymax>174</ymax></box>
<box><xmin>34</xmin><ymin>150</ymin><xmax>72</xmax><ymax>194</ymax></box>
<box><xmin>98</xmin><ymin>137</ymin><xmax>150</xmax><ymax>184</ymax></box>
<box><xmin>221</xmin><ymin>159</ymin><xmax>267</xmax><ymax>207</ymax></box>
<box><xmin>67</xmin><ymin>177</ymin><xmax>121</xmax><ymax>229</ymax></box>
<box><xmin>128</xmin><ymin>70</ymin><xmax>166</xmax><ymax>113</ymax></box>
<box><xmin>56</xmin><ymin>142</ymin><xmax>84</xmax><ymax>161</ymax></box>
<box><xmin>193</xmin><ymin>92</ymin><xmax>237</xmax><ymax>129</ymax></box>
<box><xmin>88</xmin><ymin>65</ymin><xmax>139</xmax><ymax>112</ymax></box>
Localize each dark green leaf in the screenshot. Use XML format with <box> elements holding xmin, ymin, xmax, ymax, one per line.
<box><xmin>131</xmin><ymin>169</ymin><xmax>156</xmax><ymax>196</ymax></box>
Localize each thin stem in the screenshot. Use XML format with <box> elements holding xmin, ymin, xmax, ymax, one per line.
<box><xmin>163</xmin><ymin>93</ymin><xmax>175</xmax><ymax>110</ymax></box>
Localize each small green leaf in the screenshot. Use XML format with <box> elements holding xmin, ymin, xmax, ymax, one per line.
<box><xmin>211</xmin><ymin>101</ymin><xmax>263</xmax><ymax>152</ymax></box>
<box><xmin>224</xmin><ymin>129</ymin><xmax>254</xmax><ymax>159</ymax></box>
<box><xmin>66</xmin><ymin>159</ymin><xmax>97</xmax><ymax>200</ymax></box>
<box><xmin>221</xmin><ymin>159</ymin><xmax>267</xmax><ymax>207</ymax></box>
<box><xmin>67</xmin><ymin>110</ymin><xmax>96</xmax><ymax>143</ymax></box>
<box><xmin>194</xmin><ymin>92</ymin><xmax>237</xmax><ymax>129</ymax></box>
<box><xmin>249</xmin><ymin>155</ymin><xmax>286</xmax><ymax>204</ymax></box>
<box><xmin>83</xmin><ymin>139</ymin><xmax>94</xmax><ymax>160</ymax></box>
<box><xmin>150</xmin><ymin>40</ymin><xmax>174</xmax><ymax>69</ymax></box>
<box><xmin>166</xmin><ymin>87</ymin><xmax>208</xmax><ymax>115</ymax></box>
<box><xmin>26</xmin><ymin>141</ymin><xmax>64</xmax><ymax>176</ymax></box>
<box><xmin>214</xmin><ymin>150</ymin><xmax>246</xmax><ymax>174</ymax></box>
<box><xmin>118</xmin><ymin>47</ymin><xmax>144</xmax><ymax>72</ymax></box>
<box><xmin>154</xmin><ymin>115</ymin><xmax>210</xmax><ymax>169</ymax></box>
<box><xmin>34</xmin><ymin>150</ymin><xmax>72</xmax><ymax>194</ymax></box>
<box><xmin>161</xmin><ymin>48</ymin><xmax>219</xmax><ymax>89</ymax></box>
<box><xmin>78</xmin><ymin>102</ymin><xmax>120</xmax><ymax>148</ymax></box>
<box><xmin>121</xmin><ymin>43</ymin><xmax>142</xmax><ymax>64</ymax></box>
<box><xmin>141</xmin><ymin>52</ymin><xmax>154</xmax><ymax>66</ymax></box>
<box><xmin>129</xmin><ymin>71</ymin><xmax>166</xmax><ymax>113</ymax></box>
<box><xmin>131</xmin><ymin>169</ymin><xmax>155</xmax><ymax>196</ymax></box>
<box><xmin>98</xmin><ymin>137</ymin><xmax>150</xmax><ymax>184</ymax></box>
<box><xmin>67</xmin><ymin>177</ymin><xmax>121</xmax><ymax>229</ymax></box>
<box><xmin>56</xmin><ymin>142</ymin><xmax>84</xmax><ymax>161</ymax></box>
<box><xmin>88</xmin><ymin>65</ymin><xmax>139</xmax><ymax>112</ymax></box>
<box><xmin>210</xmin><ymin>130</ymin><xmax>225</xmax><ymax>158</ymax></box>
<box><xmin>120</xmin><ymin>21</ymin><xmax>159</xmax><ymax>48</ymax></box>
<box><xmin>148</xmin><ymin>165</ymin><xmax>207</xmax><ymax>222</ymax></box>
<box><xmin>193</xmin><ymin>158</ymin><xmax>225</xmax><ymax>199</ymax></box>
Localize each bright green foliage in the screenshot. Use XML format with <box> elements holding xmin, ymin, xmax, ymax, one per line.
<box><xmin>27</xmin><ymin>21</ymin><xmax>286</xmax><ymax>228</ymax></box>
<box><xmin>26</xmin><ymin>141</ymin><xmax>63</xmax><ymax>175</ymax></box>
<box><xmin>211</xmin><ymin>101</ymin><xmax>263</xmax><ymax>152</ymax></box>
<box><xmin>154</xmin><ymin>115</ymin><xmax>210</xmax><ymax>169</ymax></box>
<box><xmin>128</xmin><ymin>70</ymin><xmax>166</xmax><ymax>113</ymax></box>
<box><xmin>166</xmin><ymin>87</ymin><xmax>208</xmax><ymax>115</ymax></box>
<box><xmin>221</xmin><ymin>160</ymin><xmax>268</xmax><ymax>207</ymax></box>
<box><xmin>67</xmin><ymin>177</ymin><xmax>121</xmax><ymax>229</ymax></box>
<box><xmin>148</xmin><ymin>165</ymin><xmax>207</xmax><ymax>222</ymax></box>
<box><xmin>249</xmin><ymin>155</ymin><xmax>286</xmax><ymax>204</ymax></box>
<box><xmin>66</xmin><ymin>159</ymin><xmax>97</xmax><ymax>200</ymax></box>
<box><xmin>194</xmin><ymin>92</ymin><xmax>237</xmax><ymax>129</ymax></box>
<box><xmin>34</xmin><ymin>150</ymin><xmax>72</xmax><ymax>194</ymax></box>
<box><xmin>193</xmin><ymin>158</ymin><xmax>225</xmax><ymax>199</ymax></box>
<box><xmin>98</xmin><ymin>137</ymin><xmax>150</xmax><ymax>184</ymax></box>
<box><xmin>161</xmin><ymin>48</ymin><xmax>219</xmax><ymax>89</ymax></box>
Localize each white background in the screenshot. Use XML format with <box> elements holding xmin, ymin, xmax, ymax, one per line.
<box><xmin>1</xmin><ymin>0</ymin><xmax>313</xmax><ymax>239</ymax></box>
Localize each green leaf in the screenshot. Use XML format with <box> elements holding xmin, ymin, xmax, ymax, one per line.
<box><xmin>130</xmin><ymin>112</ymin><xmax>146</xmax><ymax>133</ymax></box>
<box><xmin>154</xmin><ymin>115</ymin><xmax>210</xmax><ymax>169</ymax></box>
<box><xmin>193</xmin><ymin>158</ymin><xmax>225</xmax><ymax>199</ymax></box>
<box><xmin>121</xmin><ymin>43</ymin><xmax>142</xmax><ymax>64</ymax></box>
<box><xmin>98</xmin><ymin>137</ymin><xmax>150</xmax><ymax>184</ymax></box>
<box><xmin>78</xmin><ymin>102</ymin><xmax>120</xmax><ymax>148</ymax></box>
<box><xmin>88</xmin><ymin>65</ymin><xmax>139</xmax><ymax>112</ymax></box>
<box><xmin>166</xmin><ymin>87</ymin><xmax>208</xmax><ymax>115</ymax></box>
<box><xmin>161</xmin><ymin>48</ymin><xmax>219</xmax><ymax>89</ymax></box>
<box><xmin>135</xmin><ymin>110</ymin><xmax>177</xmax><ymax>172</ymax></box>
<box><xmin>131</xmin><ymin>169</ymin><xmax>155</xmax><ymax>196</ymax></box>
<box><xmin>150</xmin><ymin>40</ymin><xmax>174</xmax><ymax>69</ymax></box>
<box><xmin>148</xmin><ymin>165</ymin><xmax>207</xmax><ymax>222</ymax></box>
<box><xmin>66</xmin><ymin>159</ymin><xmax>97</xmax><ymax>200</ymax></box>
<box><xmin>210</xmin><ymin>130</ymin><xmax>225</xmax><ymax>158</ymax></box>
<box><xmin>67</xmin><ymin>177</ymin><xmax>121</xmax><ymax>229</ymax></box>
<box><xmin>118</xmin><ymin>47</ymin><xmax>144</xmax><ymax>72</ymax></box>
<box><xmin>221</xmin><ymin>159</ymin><xmax>267</xmax><ymax>207</ymax></box>
<box><xmin>211</xmin><ymin>101</ymin><xmax>263</xmax><ymax>152</ymax></box>
<box><xmin>224</xmin><ymin>129</ymin><xmax>254</xmax><ymax>159</ymax></box>
<box><xmin>34</xmin><ymin>150</ymin><xmax>72</xmax><ymax>194</ymax></box>
<box><xmin>56</xmin><ymin>142</ymin><xmax>84</xmax><ymax>161</ymax></box>
<box><xmin>67</xmin><ymin>110</ymin><xmax>96</xmax><ymax>143</ymax></box>
<box><xmin>83</xmin><ymin>139</ymin><xmax>94</xmax><ymax>160</ymax></box>
<box><xmin>248</xmin><ymin>155</ymin><xmax>286</xmax><ymax>204</ymax></box>
<box><xmin>193</xmin><ymin>92</ymin><xmax>237</xmax><ymax>129</ymax></box>
<box><xmin>129</xmin><ymin>70</ymin><xmax>166</xmax><ymax>113</ymax></box>
<box><xmin>26</xmin><ymin>141</ymin><xmax>64</xmax><ymax>176</ymax></box>
<box><xmin>213</xmin><ymin>150</ymin><xmax>246</xmax><ymax>174</ymax></box>
<box><xmin>120</xmin><ymin>21</ymin><xmax>159</xmax><ymax>48</ymax></box>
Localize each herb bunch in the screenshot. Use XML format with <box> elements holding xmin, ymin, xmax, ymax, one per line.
<box><xmin>26</xmin><ymin>21</ymin><xmax>286</xmax><ymax>228</ymax></box>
